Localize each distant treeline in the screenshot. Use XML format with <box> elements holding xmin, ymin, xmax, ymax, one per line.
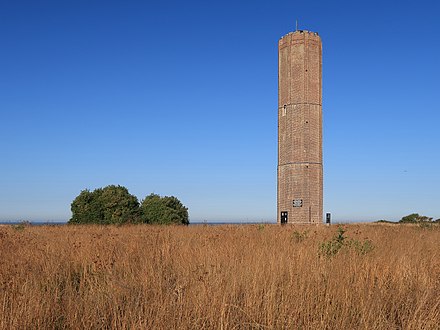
<box><xmin>377</xmin><ymin>213</ymin><xmax>440</xmax><ymax>224</ymax></box>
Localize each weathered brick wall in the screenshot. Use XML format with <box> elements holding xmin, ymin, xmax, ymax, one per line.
<box><xmin>277</xmin><ymin>30</ymin><xmax>323</xmax><ymax>224</ymax></box>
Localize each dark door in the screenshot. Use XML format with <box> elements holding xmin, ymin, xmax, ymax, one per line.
<box><xmin>280</xmin><ymin>211</ymin><xmax>288</xmax><ymax>224</ymax></box>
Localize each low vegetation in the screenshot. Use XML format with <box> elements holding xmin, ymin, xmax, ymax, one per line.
<box><xmin>399</xmin><ymin>213</ymin><xmax>435</xmax><ymax>224</ymax></box>
<box><xmin>1</xmin><ymin>223</ymin><xmax>439</xmax><ymax>329</ymax></box>
<box><xmin>318</xmin><ymin>225</ymin><xmax>374</xmax><ymax>257</ymax></box>
<box><xmin>376</xmin><ymin>213</ymin><xmax>440</xmax><ymax>225</ymax></box>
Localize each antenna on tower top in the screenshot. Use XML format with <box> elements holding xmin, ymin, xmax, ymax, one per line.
<box><xmin>296</xmin><ymin>19</ymin><xmax>298</xmax><ymax>31</ymax></box>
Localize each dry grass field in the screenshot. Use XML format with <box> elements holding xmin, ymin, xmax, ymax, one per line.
<box><xmin>1</xmin><ymin>223</ymin><xmax>439</xmax><ymax>329</ymax></box>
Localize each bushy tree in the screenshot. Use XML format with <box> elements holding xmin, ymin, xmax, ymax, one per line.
<box><xmin>69</xmin><ymin>186</ymin><xmax>188</xmax><ymax>225</ymax></box>
<box><xmin>98</xmin><ymin>185</ymin><xmax>140</xmax><ymax>224</ymax></box>
<box><xmin>69</xmin><ymin>185</ymin><xmax>139</xmax><ymax>224</ymax></box>
<box><xmin>399</xmin><ymin>213</ymin><xmax>433</xmax><ymax>223</ymax></box>
<box><xmin>69</xmin><ymin>189</ymin><xmax>103</xmax><ymax>224</ymax></box>
<box><xmin>140</xmin><ymin>193</ymin><xmax>189</xmax><ymax>225</ymax></box>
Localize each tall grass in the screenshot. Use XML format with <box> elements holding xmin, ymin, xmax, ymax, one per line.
<box><xmin>1</xmin><ymin>224</ymin><xmax>439</xmax><ymax>329</ymax></box>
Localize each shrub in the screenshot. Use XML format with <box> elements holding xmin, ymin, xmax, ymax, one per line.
<box><xmin>319</xmin><ymin>226</ymin><xmax>346</xmax><ymax>257</ymax></box>
<box><xmin>319</xmin><ymin>226</ymin><xmax>374</xmax><ymax>257</ymax></box>
<box><xmin>69</xmin><ymin>185</ymin><xmax>139</xmax><ymax>224</ymax></box>
<box><xmin>375</xmin><ymin>219</ymin><xmax>397</xmax><ymax>224</ymax></box>
<box><xmin>69</xmin><ymin>187</ymin><xmax>188</xmax><ymax>225</ymax></box>
<box><xmin>140</xmin><ymin>194</ymin><xmax>188</xmax><ymax>225</ymax></box>
<box><xmin>346</xmin><ymin>238</ymin><xmax>374</xmax><ymax>255</ymax></box>
<box><xmin>399</xmin><ymin>213</ymin><xmax>433</xmax><ymax>224</ymax></box>
<box><xmin>291</xmin><ymin>230</ymin><xmax>308</xmax><ymax>243</ymax></box>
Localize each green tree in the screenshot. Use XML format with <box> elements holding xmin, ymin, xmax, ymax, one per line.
<box><xmin>69</xmin><ymin>185</ymin><xmax>140</xmax><ymax>224</ymax></box>
<box><xmin>399</xmin><ymin>213</ymin><xmax>433</xmax><ymax>223</ymax></box>
<box><xmin>98</xmin><ymin>185</ymin><xmax>140</xmax><ymax>224</ymax></box>
<box><xmin>69</xmin><ymin>189</ymin><xmax>103</xmax><ymax>224</ymax></box>
<box><xmin>140</xmin><ymin>193</ymin><xmax>189</xmax><ymax>225</ymax></box>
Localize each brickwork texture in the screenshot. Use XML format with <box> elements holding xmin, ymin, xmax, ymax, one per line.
<box><xmin>277</xmin><ymin>30</ymin><xmax>323</xmax><ymax>224</ymax></box>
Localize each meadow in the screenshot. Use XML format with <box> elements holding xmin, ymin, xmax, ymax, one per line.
<box><xmin>0</xmin><ymin>223</ymin><xmax>439</xmax><ymax>329</ymax></box>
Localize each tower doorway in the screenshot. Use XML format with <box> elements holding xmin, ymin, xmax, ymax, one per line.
<box><xmin>280</xmin><ymin>211</ymin><xmax>288</xmax><ymax>224</ymax></box>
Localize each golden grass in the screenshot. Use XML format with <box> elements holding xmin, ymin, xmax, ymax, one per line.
<box><xmin>1</xmin><ymin>223</ymin><xmax>439</xmax><ymax>329</ymax></box>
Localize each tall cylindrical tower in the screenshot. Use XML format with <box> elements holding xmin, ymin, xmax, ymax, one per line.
<box><xmin>277</xmin><ymin>30</ymin><xmax>322</xmax><ymax>224</ymax></box>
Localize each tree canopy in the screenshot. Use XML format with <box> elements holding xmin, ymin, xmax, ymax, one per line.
<box><xmin>140</xmin><ymin>193</ymin><xmax>189</xmax><ymax>225</ymax></box>
<box><xmin>69</xmin><ymin>185</ymin><xmax>140</xmax><ymax>224</ymax></box>
<box><xmin>69</xmin><ymin>185</ymin><xmax>188</xmax><ymax>225</ymax></box>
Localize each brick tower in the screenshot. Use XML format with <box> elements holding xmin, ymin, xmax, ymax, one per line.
<box><xmin>277</xmin><ymin>30</ymin><xmax>322</xmax><ymax>224</ymax></box>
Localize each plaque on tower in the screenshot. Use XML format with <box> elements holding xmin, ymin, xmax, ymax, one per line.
<box><xmin>293</xmin><ymin>199</ymin><xmax>303</xmax><ymax>207</ymax></box>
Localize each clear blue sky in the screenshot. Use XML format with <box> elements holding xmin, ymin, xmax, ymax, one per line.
<box><xmin>1</xmin><ymin>0</ymin><xmax>439</xmax><ymax>223</ymax></box>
